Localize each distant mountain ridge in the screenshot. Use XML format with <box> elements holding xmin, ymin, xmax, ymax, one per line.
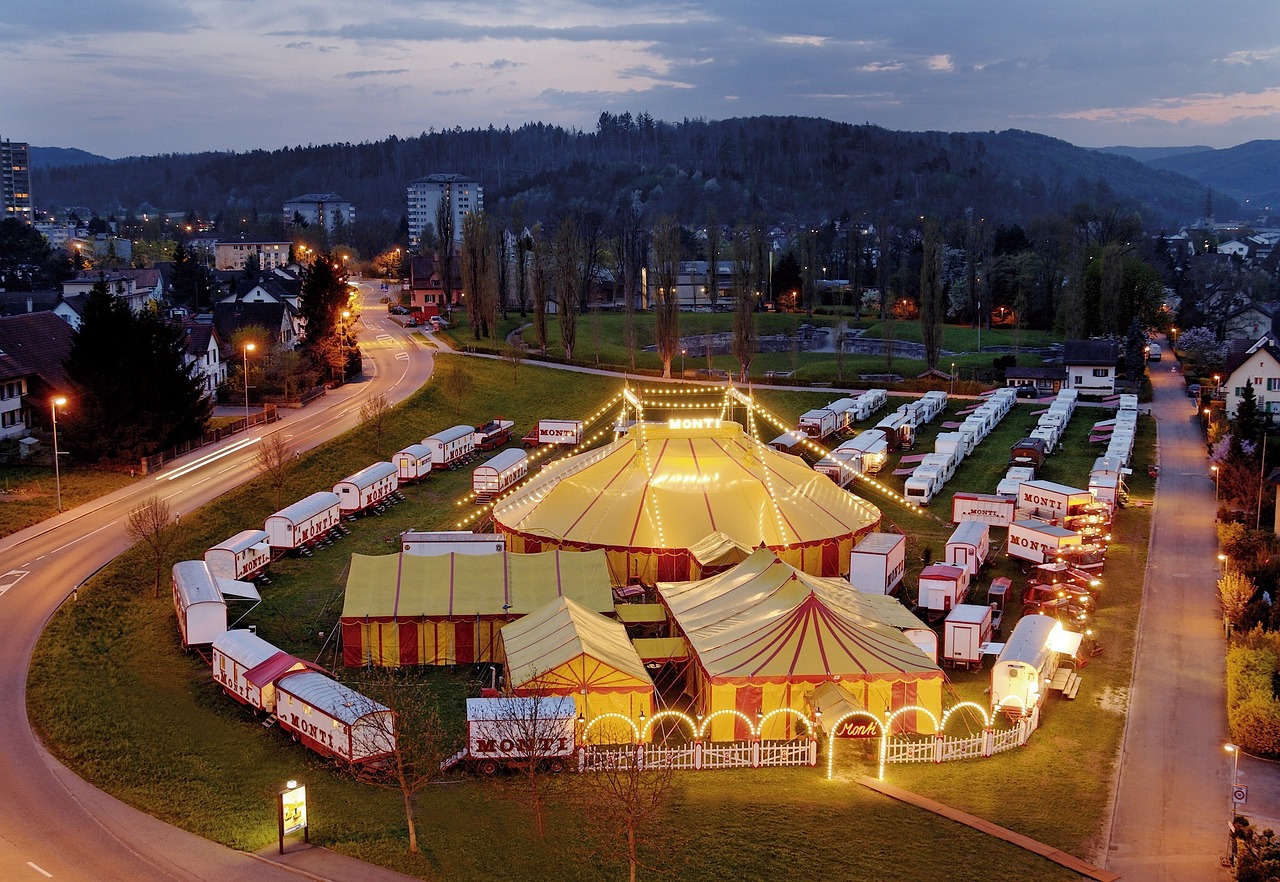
<box><xmin>30</xmin><ymin>146</ymin><xmax>113</xmax><ymax>170</ymax></box>
<box><xmin>1094</xmin><ymin>145</ymin><xmax>1214</xmax><ymax>162</ymax></box>
<box><xmin>29</xmin><ymin>117</ymin><xmax>1238</xmax><ymax>229</ymax></box>
<box><xmin>1142</xmin><ymin>140</ymin><xmax>1280</xmax><ymax>210</ymax></box>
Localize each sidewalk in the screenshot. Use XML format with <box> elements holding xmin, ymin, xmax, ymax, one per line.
<box><xmin>252</xmin><ymin>843</ymin><xmax>422</xmax><ymax>882</ymax></box>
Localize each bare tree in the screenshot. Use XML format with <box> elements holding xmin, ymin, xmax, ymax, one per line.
<box><xmin>610</xmin><ymin>198</ymin><xmax>646</xmax><ymax>372</ymax></box>
<box><xmin>359</xmin><ymin>392</ymin><xmax>392</xmax><ymax>456</ymax></box>
<box><xmin>731</xmin><ymin>224</ymin><xmax>756</xmax><ymax>383</ymax></box>
<box><xmin>487</xmin><ymin>685</ymin><xmax>577</xmax><ymax>838</ymax></box>
<box><xmin>553</xmin><ymin>216</ymin><xmax>581</xmax><ymax>361</ymax></box>
<box><xmin>530</xmin><ymin>224</ymin><xmax>550</xmax><ymax>354</ymax></box>
<box><xmin>347</xmin><ymin>670</ymin><xmax>458</xmax><ymax>855</ymax></box>
<box><xmin>440</xmin><ymin>358</ymin><xmax>472</xmax><ymax>414</ymax></box>
<box><xmin>435</xmin><ymin>199</ymin><xmax>456</xmax><ymax>314</ymax></box>
<box><xmin>652</xmin><ymin>216</ymin><xmax>682</xmax><ymax>379</ymax></box>
<box><xmin>502</xmin><ymin>340</ymin><xmax>525</xmax><ymax>385</ymax></box>
<box><xmin>126</xmin><ymin>495</ymin><xmax>179</xmax><ymax>598</ymax></box>
<box><xmin>574</xmin><ymin>720</ymin><xmax>679</xmax><ymax>882</ymax></box>
<box><xmin>254</xmin><ymin>431</ymin><xmax>294</xmax><ymax>509</ymax></box>
<box><xmin>919</xmin><ymin>218</ymin><xmax>945</xmax><ymax>371</ymax></box>
<box><xmin>704</xmin><ymin>207</ymin><xmax>721</xmax><ymax>310</ymax></box>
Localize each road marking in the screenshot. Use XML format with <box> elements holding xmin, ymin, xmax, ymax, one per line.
<box><xmin>395</xmin><ymin>352</ymin><xmax>409</xmax><ymax>360</ymax></box>
<box><xmin>0</xmin><ymin>570</ymin><xmax>29</xmax><ymax>597</ymax></box>
<box><xmin>50</xmin><ymin>522</ymin><xmax>114</xmax><ymax>555</ymax></box>
<box><xmin>27</xmin><ymin>863</ymin><xmax>52</xmax><ymax>878</ymax></box>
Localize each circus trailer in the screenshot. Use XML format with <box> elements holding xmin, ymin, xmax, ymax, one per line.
<box><xmin>766</xmin><ymin>429</ymin><xmax>808</xmax><ymax>453</ymax></box>
<box><xmin>997</xmin><ymin>467</ymin><xmax>1037</xmax><ymax>498</ymax></box>
<box><xmin>824</xmin><ymin>397</ymin><xmax>858</xmax><ymax>433</ymax></box>
<box><xmin>916</xmin><ymin>564</ymin><xmax>970</xmax><ymax>614</ymax></box>
<box><xmin>333</xmin><ymin>461</ymin><xmax>399</xmax><ymax>517</ymax></box>
<box><xmin>425</xmin><ymin>425</ymin><xmax>478</xmax><ymax>469</ymax></box>
<box><xmin>943</xmin><ymin>604</ymin><xmax>994</xmax><ymax>670</ymax></box>
<box><xmin>1010</xmin><ymin>438</ymin><xmax>1048</xmax><ymax>472</ymax></box>
<box><xmin>473</xmin><ymin>418</ymin><xmax>514</xmax><ymax>451</ymax></box>
<box><xmin>951</xmin><ymin>493</ymin><xmax>1016</xmax><ymax>529</ymax></box>
<box><xmin>204</xmin><ymin>529</ymin><xmax>272</xmax><ymax>581</ymax></box>
<box><xmin>265</xmin><ymin>491</ymin><xmax>342</xmax><ymax>551</ymax></box>
<box><xmin>934</xmin><ymin>431</ymin><xmax>971</xmax><ymax>461</ymax></box>
<box><xmin>472</xmin><ymin>448</ymin><xmax>529</xmax><ymax>502</ymax></box>
<box><xmin>874</xmin><ymin>411</ymin><xmax>915</xmax><ymax>451</ymax></box>
<box><xmin>445</xmin><ymin>696</ymin><xmax>578</xmax><ymax>775</ymax></box>
<box><xmin>392</xmin><ymin>443</ymin><xmax>433</xmax><ymax>482</ymax></box>
<box><xmin>211</xmin><ymin>629</ymin><xmax>312</xmax><ymax>713</ymax></box>
<box><xmin>991</xmin><ymin>615</ymin><xmax>1065</xmax><ymax>717</ymax></box>
<box><xmin>846</xmin><ymin>430</ymin><xmax>889</xmax><ymax>474</ymax></box>
<box><xmin>401</xmin><ymin>531</ymin><xmax>507</xmax><ymax>556</ymax></box>
<box><xmin>851</xmin><ymin>388</ymin><xmax>888</xmax><ymax>421</ymax></box>
<box><xmin>815</xmin><ymin>447</ymin><xmax>861</xmax><ymax>487</ymax></box>
<box><xmin>521</xmin><ymin>419</ymin><xmax>583</xmax><ymax>448</ymax></box>
<box><xmin>848</xmin><ymin>532</ymin><xmax>906</xmax><ymax>595</ymax></box>
<box><xmin>798</xmin><ymin>407</ymin><xmax>839</xmax><ymax>440</ymax></box>
<box><xmin>903</xmin><ymin>465</ymin><xmax>944</xmax><ymax>507</ymax></box>
<box><xmin>1017</xmin><ymin>480</ymin><xmax>1094</xmax><ymax>521</ymax></box>
<box><xmin>1008</xmin><ymin>520</ymin><xmax>1083</xmax><ymax>565</ymax></box>
<box><xmin>945</xmin><ymin>521</ymin><xmax>991</xmax><ymax>576</ymax></box>
<box><xmin>275</xmin><ymin>672</ymin><xmax>396</xmax><ymax>764</ymax></box>
<box><xmin>172</xmin><ymin>560</ymin><xmax>260</xmax><ymax>649</ymax></box>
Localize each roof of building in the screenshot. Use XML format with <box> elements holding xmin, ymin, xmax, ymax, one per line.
<box><xmin>211</xmin><ymin>301</ymin><xmax>289</xmax><ymax>341</ymax></box>
<box><xmin>0</xmin><ymin>290</ymin><xmax>61</xmax><ymax>317</ymax></box>
<box><xmin>1225</xmin><ymin>337</ymin><xmax>1280</xmax><ymax>377</ymax></box>
<box><xmin>0</xmin><ymin>311</ymin><xmax>74</xmax><ymax>387</ymax></box>
<box><xmin>284</xmin><ymin>193</ymin><xmax>347</xmax><ymax>203</ymax></box>
<box><xmin>1005</xmin><ymin>365</ymin><xmax>1067</xmax><ymax>380</ymax></box>
<box><xmin>182</xmin><ymin>320</ymin><xmax>219</xmax><ymax>358</ymax></box>
<box><xmin>1062</xmin><ymin>338</ymin><xmax>1120</xmax><ymax>366</ymax></box>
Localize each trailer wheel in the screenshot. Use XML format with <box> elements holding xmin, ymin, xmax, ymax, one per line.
<box><xmin>547</xmin><ymin>759</ymin><xmax>565</xmax><ymax>774</ymax></box>
<box><xmin>478</xmin><ymin>759</ymin><xmax>499</xmax><ymax>776</ymax></box>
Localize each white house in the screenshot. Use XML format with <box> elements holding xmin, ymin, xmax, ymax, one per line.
<box><xmin>183</xmin><ymin>320</ymin><xmax>227</xmax><ymax>397</ymax></box>
<box><xmin>1062</xmin><ymin>339</ymin><xmax>1121</xmax><ymax>396</ymax></box>
<box><xmin>0</xmin><ymin>313</ymin><xmax>74</xmax><ymax>441</ymax></box>
<box><xmin>1224</xmin><ymin>337</ymin><xmax>1280</xmax><ymax>422</ymax></box>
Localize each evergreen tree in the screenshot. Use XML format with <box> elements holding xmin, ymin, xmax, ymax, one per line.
<box><xmin>918</xmin><ymin>218</ymin><xmax>945</xmax><ymax>370</ymax></box>
<box><xmin>298</xmin><ymin>250</ymin><xmax>358</xmax><ymax>381</ymax></box>
<box><xmin>1233</xmin><ymin>381</ymin><xmax>1265</xmax><ymax>454</ymax></box>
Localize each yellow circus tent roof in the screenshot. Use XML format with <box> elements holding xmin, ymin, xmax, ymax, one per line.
<box><xmin>657</xmin><ymin>549</ymin><xmax>941</xmax><ymax>685</ymax></box>
<box><xmin>491</xmin><ymin>420</ymin><xmax>880</xmax><ymax>551</ymax></box>
<box><xmin>689</xmin><ymin>531</ymin><xmax>755</xmax><ymax>569</ymax></box>
<box><xmin>340</xmin><ymin>550</ymin><xmax>614</xmax><ymax>619</ymax></box>
<box><xmin>500</xmin><ymin>596</ymin><xmax>654</xmax><ymax>694</ymax></box>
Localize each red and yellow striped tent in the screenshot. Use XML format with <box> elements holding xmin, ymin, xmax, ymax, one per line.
<box><xmin>658</xmin><ymin>549</ymin><xmax>942</xmax><ymax>741</ymax></box>
<box><xmin>492</xmin><ymin>420</ymin><xmax>881</xmax><ymax>585</ymax></box>
<box><xmin>497</xmin><ymin>596</ymin><xmax>654</xmax><ymax>729</ymax></box>
<box><xmin>340</xmin><ymin>550</ymin><xmax>614</xmax><ymax>666</ymax></box>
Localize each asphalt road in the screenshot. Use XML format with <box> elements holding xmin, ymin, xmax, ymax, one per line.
<box><xmin>0</xmin><ymin>286</ymin><xmax>434</xmax><ymax>882</ymax></box>
<box><xmin>1107</xmin><ymin>346</ymin><xmax>1231</xmax><ymax>880</ymax></box>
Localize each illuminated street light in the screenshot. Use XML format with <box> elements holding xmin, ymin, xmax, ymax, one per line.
<box><xmin>1211</xmin><ymin>465</ymin><xmax>1220</xmax><ymax>520</ymax></box>
<box><xmin>51</xmin><ymin>396</ymin><xmax>67</xmax><ymax>512</ymax></box>
<box><xmin>1226</xmin><ymin>743</ymin><xmax>1241</xmax><ymax>817</ymax></box>
<box><xmin>243</xmin><ymin>343</ymin><xmax>256</xmax><ymax>424</ymax></box>
<box><xmin>681</xmin><ymin>348</ymin><xmax>686</xmax><ymax>379</ymax></box>
<box><xmin>950</xmin><ymin>362</ymin><xmax>956</xmax><ymax>396</ymax></box>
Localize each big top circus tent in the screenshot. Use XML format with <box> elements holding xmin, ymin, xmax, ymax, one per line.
<box><xmin>657</xmin><ymin>549</ymin><xmax>943</xmax><ymax>742</ymax></box>
<box><xmin>491</xmin><ymin>419</ymin><xmax>881</xmax><ymax>585</ymax></box>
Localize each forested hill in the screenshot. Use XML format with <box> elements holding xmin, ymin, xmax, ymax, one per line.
<box><xmin>32</xmin><ymin>115</ymin><xmax>1228</xmax><ymax>229</ymax></box>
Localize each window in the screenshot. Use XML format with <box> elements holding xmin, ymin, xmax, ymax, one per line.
<box><xmin>1269</xmin><ymin>378</ymin><xmax>1280</xmax><ymax>392</ymax></box>
<box><xmin>1092</xmin><ymin>368</ymin><xmax>1109</xmax><ymax>378</ymax></box>
<box><xmin>1237</xmin><ymin>387</ymin><xmax>1246</xmax><ymax>397</ymax></box>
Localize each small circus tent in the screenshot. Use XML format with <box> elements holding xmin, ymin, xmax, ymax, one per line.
<box><xmin>492</xmin><ymin>420</ymin><xmax>881</xmax><ymax>585</ymax></box>
<box><xmin>688</xmin><ymin>531</ymin><xmax>755</xmax><ymax>579</ymax></box>
<box><xmin>658</xmin><ymin>549</ymin><xmax>942</xmax><ymax>742</ymax></box>
<box><xmin>340</xmin><ymin>550</ymin><xmax>613</xmax><ymax>667</ymax></box>
<box><xmin>497</xmin><ymin>596</ymin><xmax>655</xmax><ymax>730</ymax></box>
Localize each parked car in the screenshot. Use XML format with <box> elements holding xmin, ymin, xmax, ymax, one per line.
<box><xmin>388</xmin><ymin>305</ymin><xmax>409</xmax><ymax>315</ymax></box>
<box><xmin>1014</xmin><ymin>384</ymin><xmax>1039</xmax><ymax>399</ymax></box>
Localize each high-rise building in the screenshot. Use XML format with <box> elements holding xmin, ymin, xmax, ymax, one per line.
<box><xmin>1</xmin><ymin>139</ymin><xmax>32</xmax><ymax>225</ymax></box>
<box><xmin>282</xmin><ymin>193</ymin><xmax>355</xmax><ymax>236</ymax></box>
<box><xmin>406</xmin><ymin>174</ymin><xmax>481</xmax><ymax>249</ymax></box>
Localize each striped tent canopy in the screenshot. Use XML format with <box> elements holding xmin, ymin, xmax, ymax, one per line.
<box><xmin>492</xmin><ymin>420</ymin><xmax>881</xmax><ymax>584</ymax></box>
<box><xmin>657</xmin><ymin>548</ymin><xmax>941</xmax><ymax>740</ymax></box>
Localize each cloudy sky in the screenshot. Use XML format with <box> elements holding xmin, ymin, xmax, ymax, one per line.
<box><xmin>3</xmin><ymin>0</ymin><xmax>1279</xmax><ymax>158</ymax></box>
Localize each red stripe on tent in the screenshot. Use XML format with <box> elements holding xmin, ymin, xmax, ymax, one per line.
<box><xmin>393</xmin><ymin>552</ymin><xmax>405</xmax><ymax>617</ymax></box>
<box><xmin>557</xmin><ymin>446</ymin><xmax>641</xmax><ymax>538</ymax></box>
<box><xmin>689</xmin><ymin>438</ymin><xmax>719</xmax><ymax>531</ymax></box>
<box><xmin>627</xmin><ymin>439</ymin><xmax>672</xmax><ymax>546</ymax></box>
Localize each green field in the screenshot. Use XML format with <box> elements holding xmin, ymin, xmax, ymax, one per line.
<box><xmin>0</xmin><ymin>465</ymin><xmax>138</xmax><ymax>537</ymax></box>
<box><xmin>28</xmin><ymin>356</ymin><xmax>1150</xmax><ymax>880</ymax></box>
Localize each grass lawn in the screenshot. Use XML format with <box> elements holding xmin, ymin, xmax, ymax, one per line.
<box><xmin>0</xmin><ymin>465</ymin><xmax>137</xmax><ymax>538</ymax></box>
<box><xmin>28</xmin><ymin>357</ymin><xmax>1147</xmax><ymax>880</ymax></box>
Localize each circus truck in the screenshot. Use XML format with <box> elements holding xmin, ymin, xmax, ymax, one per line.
<box><xmin>798</xmin><ymin>407</ymin><xmax>840</xmax><ymax>440</ymax></box>
<box><xmin>1016</xmin><ymin>480</ymin><xmax>1094</xmax><ymax>523</ymax></box>
<box><xmin>440</xmin><ymin>696</ymin><xmax>579</xmax><ymax>775</ymax></box>
<box><xmin>1007</xmin><ymin>520</ymin><xmax>1083</xmax><ymax>565</ymax></box>
<box><xmin>522</xmin><ymin>419</ymin><xmax>584</xmax><ymax>448</ymax></box>
<box><xmin>425</xmin><ymin>425</ymin><xmax>478</xmax><ymax>469</ymax></box>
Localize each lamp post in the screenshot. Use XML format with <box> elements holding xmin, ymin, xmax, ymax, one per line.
<box><xmin>680</xmin><ymin>348</ymin><xmax>686</xmax><ymax>379</ymax></box>
<box><xmin>1226</xmin><ymin>742</ymin><xmax>1241</xmax><ymax>819</ymax></box>
<box><xmin>51</xmin><ymin>396</ymin><xmax>67</xmax><ymax>512</ymax></box>
<box><xmin>243</xmin><ymin>343</ymin><xmax>256</xmax><ymax>424</ymax></box>
<box><xmin>1212</xmin><ymin>465</ymin><xmax>1221</xmax><ymax>520</ymax></box>
<box><xmin>950</xmin><ymin>362</ymin><xmax>956</xmax><ymax>395</ymax></box>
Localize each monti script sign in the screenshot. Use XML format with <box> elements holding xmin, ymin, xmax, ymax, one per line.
<box><xmin>951</xmin><ymin>493</ymin><xmax>1015</xmax><ymax>528</ymax></box>
<box><xmin>538</xmin><ymin>420</ymin><xmax>583</xmax><ymax>445</ymax></box>
<box><xmin>1007</xmin><ymin>521</ymin><xmax>1081</xmax><ymax>564</ymax></box>
<box><xmin>834</xmin><ymin>717</ymin><xmax>881</xmax><ymax>739</ymax></box>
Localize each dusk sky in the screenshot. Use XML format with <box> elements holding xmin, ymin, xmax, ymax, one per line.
<box><xmin>4</xmin><ymin>1</ymin><xmax>1279</xmax><ymax>159</ymax></box>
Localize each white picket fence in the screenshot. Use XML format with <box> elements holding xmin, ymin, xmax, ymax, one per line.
<box><xmin>580</xmin><ymin>739</ymin><xmax>817</xmax><ymax>773</ymax></box>
<box><xmin>884</xmin><ymin>707</ymin><xmax>1039</xmax><ymax>765</ymax></box>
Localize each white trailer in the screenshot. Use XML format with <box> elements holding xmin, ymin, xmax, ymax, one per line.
<box><xmin>917</xmin><ymin>564</ymin><xmax>970</xmax><ymax>613</ymax></box>
<box><xmin>1018</xmin><ymin>480</ymin><xmax>1093</xmax><ymax>521</ymax></box>
<box><xmin>472</xmin><ymin>448</ymin><xmax>529</xmax><ymax>501</ymax></box>
<box><xmin>445</xmin><ymin>696</ymin><xmax>578</xmax><ymax>775</ymax></box>
<box><xmin>265</xmin><ymin>491</ymin><xmax>342</xmax><ymax>551</ymax></box>
<box><xmin>846</xmin><ymin>431</ymin><xmax>889</xmax><ymax>473</ymax></box>
<box><xmin>934</xmin><ymin>431</ymin><xmax>971</xmax><ymax>460</ymax></box>
<box><xmin>402</xmin><ymin>531</ymin><xmax>507</xmax><ymax>555</ymax></box>
<box><xmin>951</xmin><ymin>492</ymin><xmax>1016</xmax><ymax>528</ymax></box>
<box><xmin>392</xmin><ymin>443</ymin><xmax>433</xmax><ymax>482</ymax></box>
<box><xmin>824</xmin><ymin>398</ymin><xmax>858</xmax><ymax>433</ymax></box>
<box><xmin>1037</xmin><ymin>411</ymin><xmax>1066</xmax><ymax>430</ymax></box>
<box><xmin>997</xmin><ymin>466</ymin><xmax>1038</xmax><ymax>497</ymax></box>
<box><xmin>851</xmin><ymin>388</ymin><xmax>888</xmax><ymax>421</ymax></box>
<box><xmin>1118</xmin><ymin>394</ymin><xmax>1139</xmax><ymax>413</ymax></box>
<box><xmin>946</xmin><ymin>521</ymin><xmax>991</xmax><ymax>576</ymax></box>
<box><xmin>1007</xmin><ymin>520</ymin><xmax>1083</xmax><ymax>564</ymax></box>
<box><xmin>961</xmin><ymin>415</ymin><xmax>988</xmax><ymax>442</ymax></box>
<box><xmin>426</xmin><ymin>424</ymin><xmax>478</xmax><ymax>469</ymax></box>
<box><xmin>1029</xmin><ymin>426</ymin><xmax>1058</xmax><ymax>454</ymax></box>
<box><xmin>276</xmin><ymin>672</ymin><xmax>396</xmax><ymax>764</ymax></box>
<box><xmin>521</xmin><ymin>419</ymin><xmax>584</xmax><ymax>448</ymax></box>
<box><xmin>919</xmin><ymin>451</ymin><xmax>957</xmax><ymax>483</ymax></box>
<box><xmin>333</xmin><ymin>461</ymin><xmax>400</xmax><ymax>516</ymax></box>
<box><xmin>814</xmin><ymin>447</ymin><xmax>861</xmax><ymax>487</ymax></box>
<box><xmin>943</xmin><ymin>604</ymin><xmax>994</xmax><ymax>669</ymax></box>
<box><xmin>1088</xmin><ymin>473</ymin><xmax>1122</xmax><ymax>511</ymax></box>
<box><xmin>766</xmin><ymin>430</ymin><xmax>807</xmax><ymax>453</ymax></box>
<box><xmin>173</xmin><ymin>560</ymin><xmax>228</xmax><ymax>648</ymax></box>
<box><xmin>848</xmin><ymin>532</ymin><xmax>907</xmax><ymax>595</ymax></box>
<box><xmin>212</xmin><ymin>630</ymin><xmax>312</xmax><ymax>713</ymax></box>
<box><xmin>904</xmin><ymin>466</ymin><xmax>944</xmax><ymax>506</ymax></box>
<box><xmin>205</xmin><ymin>529</ymin><xmax>272</xmax><ymax>582</ymax></box>
<box><xmin>921</xmin><ymin>390</ymin><xmax>948</xmax><ymax>414</ymax></box>
<box><xmin>798</xmin><ymin>407</ymin><xmax>839</xmax><ymax>440</ymax></box>
<box><xmin>991</xmin><ymin>615</ymin><xmax>1059</xmax><ymax>717</ymax></box>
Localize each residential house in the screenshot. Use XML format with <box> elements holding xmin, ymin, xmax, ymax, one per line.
<box><xmin>1223</xmin><ymin>337</ymin><xmax>1280</xmax><ymax>422</ymax></box>
<box><xmin>182</xmin><ymin>320</ymin><xmax>226</xmax><ymax>397</ymax></box>
<box><xmin>0</xmin><ymin>312</ymin><xmax>74</xmax><ymax>440</ymax></box>
<box><xmin>62</xmin><ymin>272</ymin><xmax>151</xmax><ymax>315</ymax></box>
<box><xmin>53</xmin><ymin>294</ymin><xmax>87</xmax><ymax>329</ymax></box>
<box><xmin>1004</xmin><ymin>365</ymin><xmax>1066</xmax><ymax>395</ymax></box>
<box><xmin>0</xmin><ymin>290</ymin><xmax>61</xmax><ymax>318</ymax></box>
<box><xmin>1223</xmin><ymin>303</ymin><xmax>1276</xmax><ymax>341</ymax></box>
<box><xmin>407</xmin><ymin>255</ymin><xmax>447</xmax><ymax>314</ymax></box>
<box><xmin>212</xmin><ymin>301</ymin><xmax>297</xmax><ymax>351</ymax></box>
<box><xmin>1062</xmin><ymin>339</ymin><xmax>1121</xmax><ymax>395</ymax></box>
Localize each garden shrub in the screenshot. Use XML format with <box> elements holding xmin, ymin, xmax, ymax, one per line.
<box><xmin>1228</xmin><ymin>630</ymin><xmax>1280</xmax><ymax>755</ymax></box>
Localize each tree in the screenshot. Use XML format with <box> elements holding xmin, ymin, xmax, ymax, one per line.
<box><xmin>359</xmin><ymin>393</ymin><xmax>392</xmax><ymax>456</ymax></box>
<box><xmin>609</xmin><ymin>198</ymin><xmax>646</xmax><ymax>371</ymax></box>
<box><xmin>435</xmin><ymin>198</ymin><xmax>456</xmax><ymax>311</ymax></box>
<box><xmin>502</xmin><ymin>340</ymin><xmax>525</xmax><ymax>385</ymax></box>
<box><xmin>704</xmin><ymin>208</ymin><xmax>721</xmax><ymax>309</ymax></box>
<box><xmin>552</xmin><ymin>216</ymin><xmax>581</xmax><ymax>361</ymax></box>
<box><xmin>488</xmin><ymin>684</ymin><xmax>576</xmax><ymax>838</ymax></box>
<box><xmin>731</xmin><ymin>225</ymin><xmax>756</xmax><ymax>382</ymax></box>
<box><xmin>126</xmin><ymin>495</ymin><xmax>179</xmax><ymax>598</ymax></box>
<box><xmin>461</xmin><ymin>211</ymin><xmax>496</xmax><ymax>340</ymax></box>
<box><xmin>652</xmin><ymin>216</ymin><xmax>682</xmax><ymax>378</ymax></box>
<box><xmin>254</xmin><ymin>431</ymin><xmax>294</xmax><ymax>509</ymax></box>
<box><xmin>440</xmin><ymin>358</ymin><xmax>472</xmax><ymax>414</ymax></box>
<box><xmin>298</xmin><ymin>252</ymin><xmax>355</xmax><ymax>382</ymax></box>
<box><xmin>346</xmin><ymin>670</ymin><xmax>458</xmax><ymax>855</ymax></box>
<box><xmin>1220</xmin><ymin>569</ymin><xmax>1256</xmax><ymax>633</ymax></box>
<box><xmin>918</xmin><ymin>218</ymin><xmax>945</xmax><ymax>370</ymax></box>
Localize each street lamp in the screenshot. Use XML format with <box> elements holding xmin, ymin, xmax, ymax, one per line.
<box><xmin>1226</xmin><ymin>742</ymin><xmax>1241</xmax><ymax>817</ymax></box>
<box><xmin>680</xmin><ymin>348</ymin><xmax>686</xmax><ymax>379</ymax></box>
<box><xmin>951</xmin><ymin>362</ymin><xmax>956</xmax><ymax>395</ymax></box>
<box><xmin>1212</xmin><ymin>465</ymin><xmax>1221</xmax><ymax>520</ymax></box>
<box><xmin>51</xmin><ymin>396</ymin><xmax>67</xmax><ymax>512</ymax></box>
<box><xmin>243</xmin><ymin>343</ymin><xmax>256</xmax><ymax>424</ymax></box>
<box><xmin>1219</xmin><ymin>553</ymin><xmax>1228</xmax><ymax>574</ymax></box>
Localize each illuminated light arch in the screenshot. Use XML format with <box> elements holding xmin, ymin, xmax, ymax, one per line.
<box><xmin>697</xmin><ymin>708</ymin><xmax>757</xmax><ymax>740</ymax></box>
<box><xmin>824</xmin><ymin>711</ymin><xmax>884</xmax><ymax>780</ymax></box>
<box><xmin>641</xmin><ymin>709</ymin><xmax>698</xmax><ymax>741</ymax></box>
<box><xmin>759</xmin><ymin>707</ymin><xmax>816</xmax><ymax>737</ymax></box>
<box><xmin>880</xmin><ymin>705</ymin><xmax>942</xmax><ymax>780</ymax></box>
<box><xmin>582</xmin><ymin>713</ymin><xmax>642</xmax><ymax>744</ymax></box>
<box><xmin>941</xmin><ymin>701</ymin><xmax>991</xmax><ymax>730</ymax></box>
<box><xmin>993</xmin><ymin>694</ymin><xmax>1028</xmax><ymax>715</ymax></box>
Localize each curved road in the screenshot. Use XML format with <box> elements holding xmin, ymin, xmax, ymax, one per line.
<box><xmin>0</xmin><ymin>287</ymin><xmax>434</xmax><ymax>881</ymax></box>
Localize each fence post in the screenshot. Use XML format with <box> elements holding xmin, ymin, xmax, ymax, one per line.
<box><xmin>808</xmin><ymin>738</ymin><xmax>818</xmax><ymax>766</ymax></box>
<box><xmin>982</xmin><ymin>727</ymin><xmax>995</xmax><ymax>757</ymax></box>
<box><xmin>578</xmin><ymin>749</ymin><xmax>585</xmax><ymax>772</ymax></box>
<box><xmin>694</xmin><ymin>740</ymin><xmax>703</xmax><ymax>771</ymax></box>
<box><xmin>751</xmin><ymin>740</ymin><xmax>760</xmax><ymax>768</ymax></box>
<box><xmin>933</xmin><ymin>734</ymin><xmax>945</xmax><ymax>764</ymax></box>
